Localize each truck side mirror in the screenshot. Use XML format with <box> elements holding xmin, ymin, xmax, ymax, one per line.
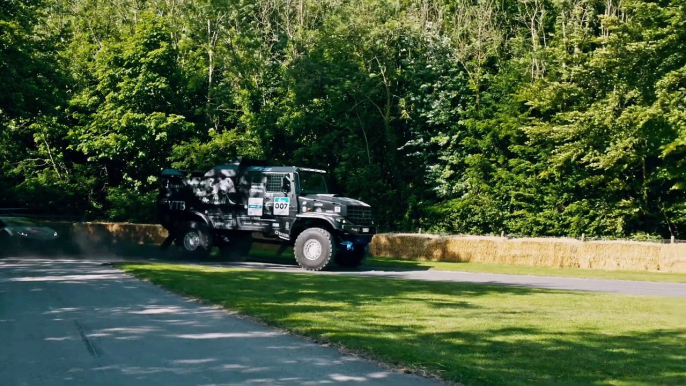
<box><xmin>281</xmin><ymin>177</ymin><xmax>291</xmax><ymax>193</ymax></box>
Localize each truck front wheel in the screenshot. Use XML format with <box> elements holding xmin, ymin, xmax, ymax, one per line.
<box><xmin>294</xmin><ymin>228</ymin><xmax>336</xmax><ymax>271</ymax></box>
<box><xmin>175</xmin><ymin>221</ymin><xmax>212</xmax><ymax>258</ymax></box>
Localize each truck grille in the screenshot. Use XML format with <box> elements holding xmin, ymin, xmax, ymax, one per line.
<box><xmin>347</xmin><ymin>206</ymin><xmax>373</xmax><ymax>226</ymax></box>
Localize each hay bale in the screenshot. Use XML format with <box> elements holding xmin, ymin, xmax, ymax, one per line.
<box><xmin>578</xmin><ymin>241</ymin><xmax>662</xmax><ymax>271</ymax></box>
<box><xmin>68</xmin><ymin>222</ymin><xmax>168</xmax><ymax>254</ymax></box>
<box><xmin>370</xmin><ymin>233</ymin><xmax>443</xmax><ymax>260</ymax></box>
<box><xmin>369</xmin><ymin>233</ymin><xmax>686</xmax><ymax>273</ymax></box>
<box><xmin>442</xmin><ymin>236</ymin><xmax>500</xmax><ymax>263</ymax></box>
<box><xmin>658</xmin><ymin>244</ymin><xmax>686</xmax><ymax>272</ymax></box>
<box><xmin>103</xmin><ymin>222</ymin><xmax>168</xmax><ymax>245</ymax></box>
<box><xmin>494</xmin><ymin>238</ymin><xmax>582</xmax><ymax>268</ymax></box>
<box><xmin>33</xmin><ymin>220</ymin><xmax>686</xmax><ymax>273</ymax></box>
<box><xmin>370</xmin><ymin>233</ymin><xmax>439</xmax><ymax>259</ymax></box>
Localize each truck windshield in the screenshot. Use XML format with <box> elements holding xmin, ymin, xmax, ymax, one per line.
<box><xmin>298</xmin><ymin>171</ymin><xmax>329</xmax><ymax>195</ymax></box>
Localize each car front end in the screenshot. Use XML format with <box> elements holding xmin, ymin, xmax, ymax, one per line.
<box><xmin>1</xmin><ymin>218</ymin><xmax>60</xmax><ymax>255</ymax></box>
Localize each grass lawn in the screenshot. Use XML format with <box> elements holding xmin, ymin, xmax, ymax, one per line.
<box><xmin>246</xmin><ymin>245</ymin><xmax>686</xmax><ymax>283</ymax></box>
<box><xmin>121</xmin><ymin>262</ymin><xmax>686</xmax><ymax>386</ymax></box>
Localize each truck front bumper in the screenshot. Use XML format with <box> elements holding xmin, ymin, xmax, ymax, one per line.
<box><xmin>340</xmin><ymin>224</ymin><xmax>376</xmax><ymax>236</ymax></box>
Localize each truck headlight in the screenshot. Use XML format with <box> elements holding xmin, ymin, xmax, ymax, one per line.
<box><xmin>18</xmin><ymin>231</ymin><xmax>28</xmax><ymax>237</ymax></box>
<box><xmin>335</xmin><ymin>218</ymin><xmax>347</xmax><ymax>224</ymax></box>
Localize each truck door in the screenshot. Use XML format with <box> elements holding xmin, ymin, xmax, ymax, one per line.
<box><xmin>263</xmin><ymin>173</ymin><xmax>293</xmax><ymax>216</ymax></box>
<box><xmin>234</xmin><ymin>171</ymin><xmax>268</xmax><ymax>231</ymax></box>
<box><xmin>263</xmin><ymin>173</ymin><xmax>296</xmax><ymax>236</ymax></box>
<box><xmin>236</xmin><ymin>171</ymin><xmax>295</xmax><ymax>234</ymax></box>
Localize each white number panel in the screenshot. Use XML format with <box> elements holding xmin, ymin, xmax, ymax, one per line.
<box><xmin>274</xmin><ymin>197</ymin><xmax>290</xmax><ymax>216</ymax></box>
<box><xmin>248</xmin><ymin>198</ymin><xmax>264</xmax><ymax>216</ymax></box>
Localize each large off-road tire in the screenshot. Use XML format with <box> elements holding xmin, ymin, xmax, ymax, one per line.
<box><xmin>294</xmin><ymin>228</ymin><xmax>336</xmax><ymax>271</ymax></box>
<box><xmin>175</xmin><ymin>221</ymin><xmax>213</xmax><ymax>258</ymax></box>
<box><xmin>219</xmin><ymin>232</ymin><xmax>253</xmax><ymax>261</ymax></box>
<box><xmin>334</xmin><ymin>247</ymin><xmax>367</xmax><ymax>268</ymax></box>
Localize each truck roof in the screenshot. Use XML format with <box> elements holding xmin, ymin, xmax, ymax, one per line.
<box><xmin>244</xmin><ymin>166</ymin><xmax>327</xmax><ymax>174</ymax></box>
<box><xmin>161</xmin><ymin>165</ymin><xmax>327</xmax><ymax>176</ymax></box>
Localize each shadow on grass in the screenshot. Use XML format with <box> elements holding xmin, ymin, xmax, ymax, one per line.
<box><xmin>317</xmin><ymin>326</ymin><xmax>686</xmax><ymax>385</ymax></box>
<box><xmin>122</xmin><ymin>264</ymin><xmax>686</xmax><ymax>386</ymax></box>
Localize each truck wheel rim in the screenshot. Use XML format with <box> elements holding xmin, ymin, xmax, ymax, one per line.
<box><xmin>303</xmin><ymin>239</ymin><xmax>322</xmax><ymax>261</ymax></box>
<box><xmin>184</xmin><ymin>232</ymin><xmax>200</xmax><ymax>251</ymax></box>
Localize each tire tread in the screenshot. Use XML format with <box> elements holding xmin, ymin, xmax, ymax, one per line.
<box><xmin>294</xmin><ymin>227</ymin><xmax>335</xmax><ymax>271</ymax></box>
<box><xmin>175</xmin><ymin>221</ymin><xmax>212</xmax><ymax>258</ymax></box>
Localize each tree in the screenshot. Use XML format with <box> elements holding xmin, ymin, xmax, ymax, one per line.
<box><xmin>67</xmin><ymin>14</ymin><xmax>195</xmax><ymax>220</ymax></box>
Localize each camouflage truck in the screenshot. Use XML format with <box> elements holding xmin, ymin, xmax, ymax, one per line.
<box><xmin>157</xmin><ymin>158</ymin><xmax>375</xmax><ymax>270</ymax></box>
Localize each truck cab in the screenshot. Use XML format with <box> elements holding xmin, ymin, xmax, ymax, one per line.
<box><xmin>157</xmin><ymin>159</ymin><xmax>375</xmax><ymax>270</ymax></box>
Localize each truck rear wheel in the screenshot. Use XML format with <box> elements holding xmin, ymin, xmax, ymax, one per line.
<box><xmin>175</xmin><ymin>221</ymin><xmax>212</xmax><ymax>258</ymax></box>
<box><xmin>334</xmin><ymin>248</ymin><xmax>367</xmax><ymax>268</ymax></box>
<box><xmin>294</xmin><ymin>228</ymin><xmax>336</xmax><ymax>271</ymax></box>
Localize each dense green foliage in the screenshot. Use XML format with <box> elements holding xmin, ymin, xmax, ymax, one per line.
<box><xmin>1</xmin><ymin>0</ymin><xmax>685</xmax><ymax>237</ymax></box>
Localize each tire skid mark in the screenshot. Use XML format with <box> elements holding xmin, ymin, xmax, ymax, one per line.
<box><xmin>73</xmin><ymin>319</ymin><xmax>102</xmax><ymax>357</ymax></box>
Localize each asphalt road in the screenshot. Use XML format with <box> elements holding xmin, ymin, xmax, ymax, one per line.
<box><xmin>0</xmin><ymin>258</ymin><xmax>439</xmax><ymax>386</ymax></box>
<box><xmin>181</xmin><ymin>261</ymin><xmax>685</xmax><ymax>297</ymax></box>
<box><xmin>100</xmin><ymin>255</ymin><xmax>686</xmax><ymax>297</ymax></box>
<box><xmin>341</xmin><ymin>267</ymin><xmax>686</xmax><ymax>297</ymax></box>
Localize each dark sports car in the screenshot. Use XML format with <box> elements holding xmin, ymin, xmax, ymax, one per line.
<box><xmin>0</xmin><ymin>216</ymin><xmax>60</xmax><ymax>255</ymax></box>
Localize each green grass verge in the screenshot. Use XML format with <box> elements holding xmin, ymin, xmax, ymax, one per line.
<box><xmin>120</xmin><ymin>263</ymin><xmax>686</xmax><ymax>386</ymax></box>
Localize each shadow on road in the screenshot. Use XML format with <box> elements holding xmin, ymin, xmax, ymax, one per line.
<box><xmin>1</xmin><ymin>241</ymin><xmax>437</xmax><ymax>273</ymax></box>
<box><xmin>0</xmin><ymin>258</ymin><xmax>433</xmax><ymax>386</ymax></box>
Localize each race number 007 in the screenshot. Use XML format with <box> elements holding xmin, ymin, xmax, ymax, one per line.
<box><xmin>274</xmin><ymin>197</ymin><xmax>290</xmax><ymax>216</ymax></box>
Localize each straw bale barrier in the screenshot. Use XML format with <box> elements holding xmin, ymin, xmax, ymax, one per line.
<box><xmin>71</xmin><ymin>222</ymin><xmax>169</xmax><ymax>246</ymax></box>
<box><xmin>369</xmin><ymin>234</ymin><xmax>686</xmax><ymax>272</ymax></box>
<box><xmin>41</xmin><ymin>221</ymin><xmax>282</xmax><ymax>254</ymax></box>
<box><xmin>38</xmin><ymin>221</ymin><xmax>686</xmax><ymax>272</ymax></box>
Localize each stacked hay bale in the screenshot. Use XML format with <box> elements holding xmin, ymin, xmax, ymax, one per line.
<box><xmin>36</xmin><ymin>221</ymin><xmax>686</xmax><ymax>272</ymax></box>
<box><xmin>370</xmin><ymin>234</ymin><xmax>686</xmax><ymax>272</ymax></box>
<box><xmin>68</xmin><ymin>222</ymin><xmax>168</xmax><ymax>255</ymax></box>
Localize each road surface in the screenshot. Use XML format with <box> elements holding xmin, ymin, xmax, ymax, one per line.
<box><xmin>0</xmin><ymin>258</ymin><xmax>439</xmax><ymax>386</ymax></box>
<box><xmin>96</xmin><ymin>254</ymin><xmax>686</xmax><ymax>297</ymax></box>
<box><xmin>221</xmin><ymin>262</ymin><xmax>685</xmax><ymax>297</ymax></box>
